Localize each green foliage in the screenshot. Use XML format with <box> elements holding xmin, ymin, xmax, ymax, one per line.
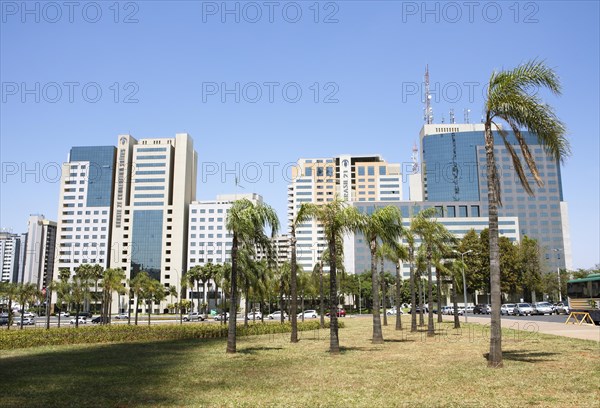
<box><xmin>0</xmin><ymin>321</ymin><xmax>343</xmax><ymax>350</ymax></box>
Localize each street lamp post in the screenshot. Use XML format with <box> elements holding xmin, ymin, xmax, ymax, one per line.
<box><xmin>358</xmin><ymin>275</ymin><xmax>362</xmax><ymax>315</ymax></box>
<box><xmin>553</xmin><ymin>248</ymin><xmax>563</xmax><ymax>302</ymax></box>
<box><xmin>453</xmin><ymin>250</ymin><xmax>473</xmax><ymax>323</ymax></box>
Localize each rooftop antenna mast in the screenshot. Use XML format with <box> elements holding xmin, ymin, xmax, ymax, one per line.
<box><xmin>411</xmin><ymin>142</ymin><xmax>419</xmax><ymax>173</ymax></box>
<box><xmin>450</xmin><ymin>108</ymin><xmax>455</xmax><ymax>124</ymax></box>
<box><xmin>464</xmin><ymin>108</ymin><xmax>470</xmax><ymax>124</ymax></box>
<box><xmin>424</xmin><ymin>65</ymin><xmax>433</xmax><ymax>124</ymax></box>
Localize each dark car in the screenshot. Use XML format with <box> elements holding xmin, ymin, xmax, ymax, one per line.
<box><xmin>76</xmin><ymin>311</ymin><xmax>93</xmax><ymax>318</ymax></box>
<box><xmin>473</xmin><ymin>304</ymin><xmax>491</xmax><ymax>314</ymax></box>
<box><xmin>0</xmin><ymin>316</ymin><xmax>8</xmax><ymax>326</ymax></box>
<box><xmin>91</xmin><ymin>316</ymin><xmax>110</xmax><ymax>324</ymax></box>
<box><xmin>408</xmin><ymin>306</ymin><xmax>429</xmax><ymax>314</ymax></box>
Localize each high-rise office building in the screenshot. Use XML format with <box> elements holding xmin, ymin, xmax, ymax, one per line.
<box><xmin>0</xmin><ymin>231</ymin><xmax>26</xmax><ymax>283</ymax></box>
<box><xmin>110</xmin><ymin>133</ymin><xmax>197</xmax><ymax>313</ymax></box>
<box><xmin>21</xmin><ymin>215</ymin><xmax>56</xmax><ymax>289</ymax></box>
<box><xmin>287</xmin><ymin>155</ymin><xmax>402</xmax><ymax>272</ymax></box>
<box><xmin>53</xmin><ymin>146</ymin><xmax>116</xmax><ymax>275</ymax></box>
<box><xmin>420</xmin><ymin>123</ymin><xmax>572</xmax><ymax>271</ymax></box>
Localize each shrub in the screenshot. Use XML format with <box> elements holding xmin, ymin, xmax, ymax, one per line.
<box><xmin>0</xmin><ymin>321</ymin><xmax>344</xmax><ymax>350</ymax></box>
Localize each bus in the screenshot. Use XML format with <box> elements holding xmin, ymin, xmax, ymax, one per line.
<box><xmin>566</xmin><ymin>273</ymin><xmax>600</xmax><ymax>325</ymax></box>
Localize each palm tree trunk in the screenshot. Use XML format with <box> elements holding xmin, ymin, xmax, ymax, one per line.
<box><xmin>418</xmin><ymin>277</ymin><xmax>425</xmax><ymax>327</ymax></box>
<box><xmin>134</xmin><ymin>296</ymin><xmax>139</xmax><ymax>326</ymax></box>
<box><xmin>382</xmin><ymin>261</ymin><xmax>388</xmax><ymax>327</ymax></box>
<box><xmin>227</xmin><ymin>233</ymin><xmax>239</xmax><ymax>354</ymax></box>
<box><xmin>290</xmin><ymin>233</ymin><xmax>298</xmax><ymax>343</ymax></box>
<box><xmin>395</xmin><ymin>263</ymin><xmax>402</xmax><ymax>331</ymax></box>
<box><xmin>371</xmin><ymin>245</ymin><xmax>384</xmax><ymax>344</ymax></box>
<box><xmin>244</xmin><ymin>287</ymin><xmax>249</xmax><ymax>327</ymax></box>
<box><xmin>148</xmin><ymin>299</ymin><xmax>151</xmax><ymax>326</ymax></box>
<box><xmin>301</xmin><ymin>291</ymin><xmax>305</xmax><ymax>323</ymax></box>
<box><xmin>436</xmin><ymin>268</ymin><xmax>443</xmax><ymax>323</ymax></box>
<box><xmin>75</xmin><ymin>303</ymin><xmax>80</xmax><ymax>329</ymax></box>
<box><xmin>128</xmin><ymin>290</ymin><xmax>132</xmax><ymax>325</ymax></box>
<box><xmin>319</xmin><ymin>262</ymin><xmax>325</xmax><ymax>329</ymax></box>
<box><xmin>328</xmin><ymin>235</ymin><xmax>340</xmax><ymax>354</ymax></box>
<box><xmin>427</xmin><ymin>256</ymin><xmax>435</xmax><ymax>336</ymax></box>
<box><xmin>410</xmin><ymin>254</ymin><xmax>417</xmax><ymax>332</ymax></box>
<box><xmin>279</xmin><ymin>279</ymin><xmax>285</xmax><ymax>324</ymax></box>
<box><xmin>485</xmin><ymin>122</ymin><xmax>503</xmax><ymax>368</ymax></box>
<box><xmin>452</xmin><ymin>275</ymin><xmax>460</xmax><ymax>329</ymax></box>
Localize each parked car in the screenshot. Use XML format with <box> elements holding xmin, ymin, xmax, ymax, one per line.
<box><xmin>441</xmin><ymin>306</ymin><xmax>453</xmax><ymax>315</ymax></box>
<box><xmin>473</xmin><ymin>304</ymin><xmax>491</xmax><ymax>314</ymax></box>
<box><xmin>555</xmin><ymin>302</ymin><xmax>570</xmax><ymax>315</ymax></box>
<box><xmin>214</xmin><ymin>312</ymin><xmax>230</xmax><ymax>321</ymax></box>
<box><xmin>465</xmin><ymin>306</ymin><xmax>474</xmax><ymax>313</ymax></box>
<box><xmin>70</xmin><ymin>316</ymin><xmax>87</xmax><ymax>325</ymax></box>
<box><xmin>23</xmin><ymin>311</ymin><xmax>36</xmax><ymax>318</ymax></box>
<box><xmin>0</xmin><ymin>316</ymin><xmax>8</xmax><ymax>326</ymax></box>
<box><xmin>501</xmin><ymin>303</ymin><xmax>516</xmax><ymax>316</ymax></box>
<box><xmin>326</xmin><ymin>308</ymin><xmax>346</xmax><ymax>318</ymax></box>
<box><xmin>532</xmin><ymin>302</ymin><xmax>554</xmax><ymax>315</ymax></box>
<box><xmin>297</xmin><ymin>310</ymin><xmax>318</xmax><ymax>319</ymax></box>
<box><xmin>513</xmin><ymin>303</ymin><xmax>534</xmax><ymax>316</ymax></box>
<box><xmin>114</xmin><ymin>313</ymin><xmax>128</xmax><ymax>319</ymax></box>
<box><xmin>183</xmin><ymin>312</ymin><xmax>205</xmax><ymax>322</ymax></box>
<box><xmin>247</xmin><ymin>311</ymin><xmax>263</xmax><ymax>320</ymax></box>
<box><xmin>59</xmin><ymin>312</ymin><xmax>70</xmax><ymax>318</ymax></box>
<box><xmin>385</xmin><ymin>307</ymin><xmax>404</xmax><ymax>316</ymax></box>
<box><xmin>408</xmin><ymin>306</ymin><xmax>428</xmax><ymax>314</ymax></box>
<box><xmin>268</xmin><ymin>311</ymin><xmax>288</xmax><ymax>320</ymax></box>
<box><xmin>91</xmin><ymin>316</ymin><xmax>110</xmax><ymax>324</ymax></box>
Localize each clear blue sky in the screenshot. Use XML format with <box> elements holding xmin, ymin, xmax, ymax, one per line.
<box><xmin>1</xmin><ymin>1</ymin><xmax>598</xmax><ymax>269</ymax></box>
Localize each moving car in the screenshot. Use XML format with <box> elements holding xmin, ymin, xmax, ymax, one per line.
<box><xmin>297</xmin><ymin>310</ymin><xmax>318</xmax><ymax>319</ymax></box>
<box><xmin>247</xmin><ymin>311</ymin><xmax>263</xmax><ymax>320</ymax></box>
<box><xmin>59</xmin><ymin>312</ymin><xmax>70</xmax><ymax>317</ymax></box>
<box><xmin>15</xmin><ymin>317</ymin><xmax>35</xmax><ymax>325</ymax></box>
<box><xmin>326</xmin><ymin>308</ymin><xmax>346</xmax><ymax>318</ymax></box>
<box><xmin>114</xmin><ymin>313</ymin><xmax>128</xmax><ymax>319</ymax></box>
<box><xmin>91</xmin><ymin>316</ymin><xmax>110</xmax><ymax>324</ymax></box>
<box><xmin>214</xmin><ymin>312</ymin><xmax>230</xmax><ymax>321</ymax></box>
<box><xmin>268</xmin><ymin>311</ymin><xmax>288</xmax><ymax>320</ymax></box>
<box><xmin>183</xmin><ymin>312</ymin><xmax>205</xmax><ymax>322</ymax></box>
<box><xmin>501</xmin><ymin>303</ymin><xmax>516</xmax><ymax>316</ymax></box>
<box><xmin>23</xmin><ymin>311</ymin><xmax>36</xmax><ymax>318</ymax></box>
<box><xmin>532</xmin><ymin>302</ymin><xmax>554</xmax><ymax>315</ymax></box>
<box><xmin>70</xmin><ymin>316</ymin><xmax>87</xmax><ymax>325</ymax></box>
<box><xmin>513</xmin><ymin>303</ymin><xmax>534</xmax><ymax>316</ymax></box>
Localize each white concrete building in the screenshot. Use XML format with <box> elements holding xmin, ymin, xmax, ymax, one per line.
<box><xmin>0</xmin><ymin>231</ymin><xmax>26</xmax><ymax>283</ymax></box>
<box><xmin>21</xmin><ymin>215</ymin><xmax>56</xmax><ymax>289</ymax></box>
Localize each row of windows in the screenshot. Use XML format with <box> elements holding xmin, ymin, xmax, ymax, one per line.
<box><xmin>136</xmin><ymin>178</ymin><xmax>165</xmax><ymax>183</ymax></box>
<box><xmin>137</xmin><ymin>147</ymin><xmax>167</xmax><ymax>152</ymax></box>
<box><xmin>133</xmin><ymin>202</ymin><xmax>164</xmax><ymax>206</ymax></box>
<box><xmin>190</xmin><ymin>208</ymin><xmax>225</xmax><ymax>214</ymax></box>
<box><xmin>135</xmin><ymin>185</ymin><xmax>165</xmax><ymax>191</ymax></box>
<box><xmin>136</xmin><ymin>170</ymin><xmax>166</xmax><ymax>175</ymax></box>
<box><xmin>137</xmin><ymin>155</ymin><xmax>167</xmax><ymax>160</ymax></box>
<box><xmin>190</xmin><ymin>218</ymin><xmax>224</xmax><ymax>222</ymax></box>
<box><xmin>134</xmin><ymin>194</ymin><xmax>165</xmax><ymax>199</ymax></box>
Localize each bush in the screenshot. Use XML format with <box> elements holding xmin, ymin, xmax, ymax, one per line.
<box><xmin>0</xmin><ymin>320</ymin><xmax>344</xmax><ymax>350</ymax></box>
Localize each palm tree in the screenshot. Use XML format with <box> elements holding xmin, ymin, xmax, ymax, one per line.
<box><xmin>289</xmin><ymin>204</ymin><xmax>310</xmax><ymax>342</ymax></box>
<box><xmin>101</xmin><ymin>268</ymin><xmax>126</xmax><ymax>324</ymax></box>
<box><xmin>225</xmin><ymin>198</ymin><xmax>279</xmax><ymax>354</ymax></box>
<box><xmin>483</xmin><ymin>60</ymin><xmax>568</xmax><ymax>367</ymax></box>
<box><xmin>167</xmin><ymin>285</ymin><xmax>178</xmax><ymax>313</ymax></box>
<box><xmin>302</xmin><ymin>197</ymin><xmax>362</xmax><ymax>354</ymax></box>
<box><xmin>380</xmin><ymin>242</ymin><xmax>408</xmax><ymax>331</ymax></box>
<box><xmin>144</xmin><ymin>278</ymin><xmax>165</xmax><ymax>326</ymax></box>
<box><xmin>16</xmin><ymin>283</ymin><xmax>40</xmax><ymax>329</ymax></box>
<box><xmin>130</xmin><ymin>271</ymin><xmax>150</xmax><ymax>326</ymax></box>
<box><xmin>0</xmin><ymin>282</ymin><xmax>18</xmax><ymax>330</ymax></box>
<box><xmin>186</xmin><ymin>265</ymin><xmax>202</xmax><ymax>314</ymax></box>
<box><xmin>91</xmin><ymin>264</ymin><xmax>104</xmax><ymax>314</ymax></box>
<box><xmin>412</xmin><ymin>208</ymin><xmax>454</xmax><ymax>337</ymax></box>
<box><xmin>356</xmin><ymin>205</ymin><xmax>403</xmax><ymax>344</ymax></box>
<box><xmin>404</xmin><ymin>222</ymin><xmax>419</xmax><ymax>333</ymax></box>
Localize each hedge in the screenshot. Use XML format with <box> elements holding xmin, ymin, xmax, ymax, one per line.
<box><xmin>0</xmin><ymin>320</ymin><xmax>344</xmax><ymax>350</ymax></box>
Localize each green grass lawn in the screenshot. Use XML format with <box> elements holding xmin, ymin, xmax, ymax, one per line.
<box><xmin>1</xmin><ymin>317</ymin><xmax>598</xmax><ymax>408</ymax></box>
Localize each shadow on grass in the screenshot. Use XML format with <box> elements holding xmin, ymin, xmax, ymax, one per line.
<box><xmin>0</xmin><ymin>337</ymin><xmax>222</xmax><ymax>407</ymax></box>
<box><xmin>483</xmin><ymin>350</ymin><xmax>559</xmax><ymax>363</ymax></box>
<box><xmin>384</xmin><ymin>339</ymin><xmax>416</xmax><ymax>343</ymax></box>
<box><xmin>238</xmin><ymin>346</ymin><xmax>283</xmax><ymax>355</ymax></box>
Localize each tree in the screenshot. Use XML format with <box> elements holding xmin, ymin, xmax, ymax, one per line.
<box><xmin>144</xmin><ymin>278</ymin><xmax>165</xmax><ymax>326</ymax></box>
<box><xmin>290</xmin><ymin>204</ymin><xmax>310</xmax><ymax>343</ymax></box>
<box><xmin>225</xmin><ymin>198</ymin><xmax>279</xmax><ymax>354</ymax></box>
<box><xmin>0</xmin><ymin>282</ymin><xmax>18</xmax><ymax>330</ymax></box>
<box><xmin>380</xmin><ymin>242</ymin><xmax>408</xmax><ymax>331</ymax></box>
<box><xmin>412</xmin><ymin>207</ymin><xmax>454</xmax><ymax>337</ymax></box>
<box><xmin>482</xmin><ymin>60</ymin><xmax>569</xmax><ymax>367</ymax></box>
<box><xmin>519</xmin><ymin>236</ymin><xmax>543</xmax><ymax>302</ymax></box>
<box><xmin>130</xmin><ymin>272</ymin><xmax>151</xmax><ymax>326</ymax></box>
<box><xmin>16</xmin><ymin>283</ymin><xmax>40</xmax><ymax>330</ymax></box>
<box><xmin>186</xmin><ymin>266</ymin><xmax>202</xmax><ymax>315</ymax></box>
<box><xmin>302</xmin><ymin>197</ymin><xmax>361</xmax><ymax>354</ymax></box>
<box><xmin>355</xmin><ymin>205</ymin><xmax>403</xmax><ymax>343</ymax></box>
<box><xmin>404</xmin><ymin>220</ymin><xmax>419</xmax><ymax>333</ymax></box>
<box><xmin>167</xmin><ymin>285</ymin><xmax>178</xmax><ymax>313</ymax></box>
<box><xmin>101</xmin><ymin>268</ymin><xmax>126</xmax><ymax>324</ymax></box>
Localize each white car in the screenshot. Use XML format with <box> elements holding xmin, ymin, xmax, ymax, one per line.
<box><xmin>532</xmin><ymin>302</ymin><xmax>554</xmax><ymax>315</ymax></box>
<box><xmin>247</xmin><ymin>311</ymin><xmax>262</xmax><ymax>320</ymax></box>
<box><xmin>14</xmin><ymin>317</ymin><xmax>35</xmax><ymax>325</ymax></box>
<box><xmin>114</xmin><ymin>313</ymin><xmax>128</xmax><ymax>319</ymax></box>
<box><xmin>386</xmin><ymin>307</ymin><xmax>404</xmax><ymax>316</ymax></box>
<box><xmin>23</xmin><ymin>311</ymin><xmax>36</xmax><ymax>318</ymax></box>
<box><xmin>513</xmin><ymin>303</ymin><xmax>534</xmax><ymax>316</ymax></box>
<box><xmin>70</xmin><ymin>317</ymin><xmax>87</xmax><ymax>325</ymax></box>
<box><xmin>59</xmin><ymin>312</ymin><xmax>70</xmax><ymax>317</ymax></box>
<box><xmin>465</xmin><ymin>306</ymin><xmax>474</xmax><ymax>313</ymax></box>
<box><xmin>501</xmin><ymin>303</ymin><xmax>516</xmax><ymax>316</ymax></box>
<box><xmin>297</xmin><ymin>310</ymin><xmax>319</xmax><ymax>319</ymax></box>
<box><xmin>268</xmin><ymin>311</ymin><xmax>288</xmax><ymax>320</ymax></box>
<box><xmin>214</xmin><ymin>312</ymin><xmax>230</xmax><ymax>321</ymax></box>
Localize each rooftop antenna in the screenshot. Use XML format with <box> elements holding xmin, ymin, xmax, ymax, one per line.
<box><xmin>464</xmin><ymin>108</ymin><xmax>470</xmax><ymax>124</ymax></box>
<box><xmin>424</xmin><ymin>65</ymin><xmax>433</xmax><ymax>124</ymax></box>
<box><xmin>411</xmin><ymin>142</ymin><xmax>419</xmax><ymax>173</ymax></box>
<box><xmin>450</xmin><ymin>108</ymin><xmax>455</xmax><ymax>124</ymax></box>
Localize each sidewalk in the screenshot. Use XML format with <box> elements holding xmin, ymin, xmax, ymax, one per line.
<box><xmin>441</xmin><ymin>315</ymin><xmax>600</xmax><ymax>342</ymax></box>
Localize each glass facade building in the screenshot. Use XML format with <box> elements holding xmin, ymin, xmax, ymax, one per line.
<box><xmin>131</xmin><ymin>210</ymin><xmax>163</xmax><ymax>281</ymax></box>
<box><xmin>70</xmin><ymin>146</ymin><xmax>117</xmax><ymax>207</ymax></box>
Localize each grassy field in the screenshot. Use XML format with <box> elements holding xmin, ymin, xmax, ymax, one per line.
<box><xmin>1</xmin><ymin>317</ymin><xmax>598</xmax><ymax>408</ymax></box>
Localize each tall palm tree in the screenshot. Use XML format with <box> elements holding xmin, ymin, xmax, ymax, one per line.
<box><xmin>404</xmin><ymin>222</ymin><xmax>419</xmax><ymax>333</ymax></box>
<box><xmin>412</xmin><ymin>207</ymin><xmax>454</xmax><ymax>337</ymax></box>
<box><xmin>290</xmin><ymin>204</ymin><xmax>310</xmax><ymax>342</ymax></box>
<box><xmin>483</xmin><ymin>60</ymin><xmax>568</xmax><ymax>367</ymax></box>
<box><xmin>302</xmin><ymin>197</ymin><xmax>362</xmax><ymax>354</ymax></box>
<box><xmin>1</xmin><ymin>282</ymin><xmax>18</xmax><ymax>330</ymax></box>
<box><xmin>130</xmin><ymin>271</ymin><xmax>150</xmax><ymax>326</ymax></box>
<box><xmin>91</xmin><ymin>264</ymin><xmax>104</xmax><ymax>314</ymax></box>
<box><xmin>356</xmin><ymin>206</ymin><xmax>403</xmax><ymax>344</ymax></box>
<box><xmin>16</xmin><ymin>283</ymin><xmax>40</xmax><ymax>330</ymax></box>
<box><xmin>225</xmin><ymin>198</ymin><xmax>279</xmax><ymax>354</ymax></box>
<box><xmin>101</xmin><ymin>268</ymin><xmax>126</xmax><ymax>324</ymax></box>
<box><xmin>186</xmin><ymin>266</ymin><xmax>202</xmax><ymax>314</ymax></box>
<box><xmin>380</xmin><ymin>242</ymin><xmax>408</xmax><ymax>331</ymax></box>
<box><xmin>167</xmin><ymin>285</ymin><xmax>178</xmax><ymax>313</ymax></box>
